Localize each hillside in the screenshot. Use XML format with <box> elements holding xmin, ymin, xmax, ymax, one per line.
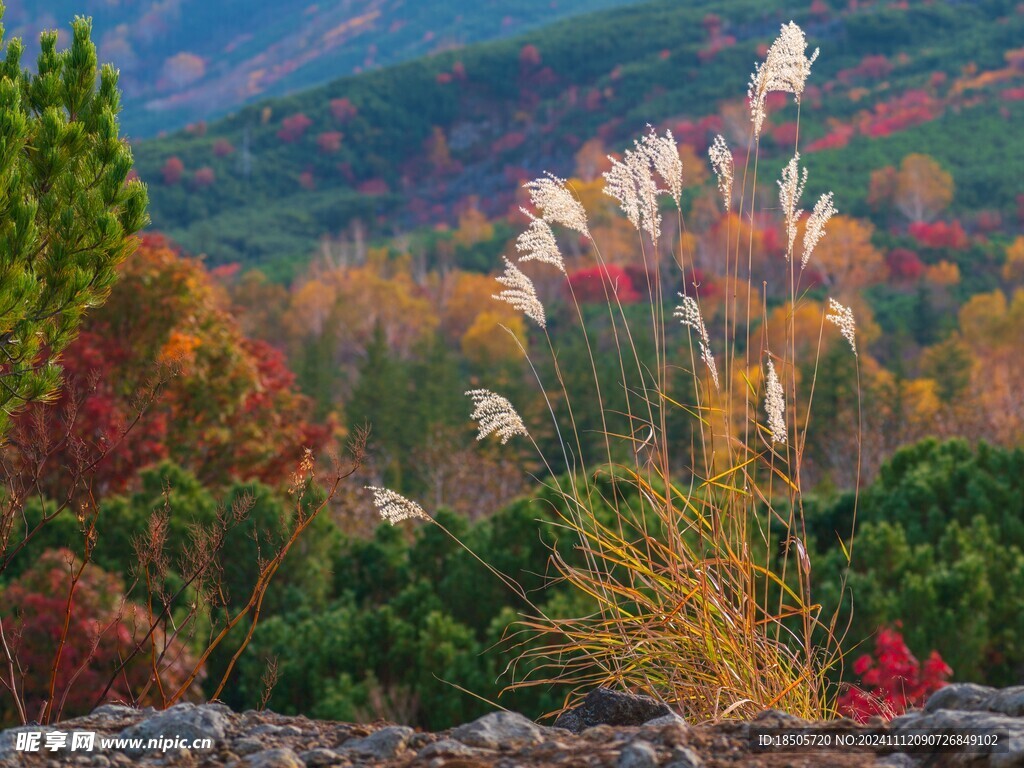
<box><xmin>2</xmin><ymin>0</ymin><xmax>640</xmax><ymax>137</ymax></box>
<box><xmin>130</xmin><ymin>0</ymin><xmax>1024</xmax><ymax>274</ymax></box>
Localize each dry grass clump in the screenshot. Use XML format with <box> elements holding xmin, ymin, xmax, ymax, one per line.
<box><xmin>371</xmin><ymin>21</ymin><xmax>861</xmax><ymax>723</ymax></box>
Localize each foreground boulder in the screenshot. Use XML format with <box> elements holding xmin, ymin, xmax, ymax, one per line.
<box><xmin>1</xmin><ymin>685</ymin><xmax>1023</xmax><ymax>766</ymax></box>
<box><xmin>553</xmin><ymin>687</ymin><xmax>678</xmax><ymax>733</ymax></box>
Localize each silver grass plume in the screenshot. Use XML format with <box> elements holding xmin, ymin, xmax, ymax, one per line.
<box><xmin>516</xmin><ymin>209</ymin><xmax>565</xmax><ymax>272</ymax></box>
<box><xmin>708</xmin><ymin>135</ymin><xmax>734</xmax><ymax>212</ymax></box>
<box><xmin>748</xmin><ymin>22</ymin><xmax>819</xmax><ymax>139</ymax></box>
<box><xmin>603</xmin><ymin>141</ymin><xmax>661</xmax><ymax>242</ymax></box>
<box><xmin>640</xmin><ymin>125</ymin><xmax>683</xmax><ymax>207</ymax></box>
<box><xmin>524</xmin><ymin>172</ymin><xmax>590</xmax><ymax>238</ymax></box>
<box><xmin>366</xmin><ymin>486</ymin><xmax>429</xmax><ymax>525</ymax></box>
<box><xmin>674</xmin><ymin>294</ymin><xmax>719</xmax><ymax>390</ymax></box>
<box><xmin>778</xmin><ymin>154</ymin><xmax>807</xmax><ymax>258</ymax></box>
<box><xmin>802</xmin><ymin>192</ymin><xmax>836</xmax><ymax>268</ymax></box>
<box><xmin>764</xmin><ymin>359</ymin><xmax>787</xmax><ymax>444</ymax></box>
<box><xmin>465</xmin><ymin>388</ymin><xmax>529</xmax><ymax>444</ymax></box>
<box><xmin>494</xmin><ymin>257</ymin><xmax>546</xmax><ymax>327</ymax></box>
<box><xmin>825</xmin><ymin>298</ymin><xmax>857</xmax><ymax>356</ymax></box>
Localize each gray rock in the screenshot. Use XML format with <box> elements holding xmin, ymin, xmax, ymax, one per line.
<box><xmin>0</xmin><ymin>726</ymin><xmax>57</xmax><ymax>759</ymax></box>
<box><xmin>90</xmin><ymin>704</ymin><xmax>150</xmax><ymax>720</ymax></box>
<box><xmin>451</xmin><ymin>711</ymin><xmax>548</xmax><ymax>750</ymax></box>
<box><xmin>553</xmin><ymin>688</ymin><xmax>673</xmax><ymax>734</ymax></box>
<box><xmin>298</xmin><ymin>747</ymin><xmax>344</xmax><ymax>767</ymax></box>
<box><xmin>665</xmin><ymin>746</ymin><xmax>704</xmax><ymax>768</ymax></box>
<box><xmin>618</xmin><ymin>741</ymin><xmax>659</xmax><ymax>768</ymax></box>
<box><xmin>642</xmin><ymin>713</ymin><xmax>688</xmax><ymax>728</ymax></box>
<box><xmin>340</xmin><ymin>725</ymin><xmax>414</xmax><ymax>759</ymax></box>
<box><xmin>891</xmin><ymin>709</ymin><xmax>1024</xmax><ymax>767</ymax></box>
<box><xmin>417</xmin><ymin>738</ymin><xmax>493</xmax><ymax>758</ymax></box>
<box><xmin>925</xmin><ymin>683</ymin><xmax>997</xmax><ymax>713</ymax></box>
<box><xmin>990</xmin><ymin>687</ymin><xmax>1024</xmax><ymax>717</ymax></box>
<box><xmin>753</xmin><ymin>708</ymin><xmax>808</xmax><ymax>727</ymax></box>
<box><xmin>235</xmin><ymin>737</ymin><xmax>266</xmax><ymax>755</ymax></box>
<box><xmin>117</xmin><ymin>703</ymin><xmax>230</xmax><ymax>757</ymax></box>
<box><xmin>251</xmin><ymin>724</ymin><xmax>285</xmax><ymax>736</ymax></box>
<box><xmin>243</xmin><ymin>748</ymin><xmax>305</xmax><ymax>768</ymax></box>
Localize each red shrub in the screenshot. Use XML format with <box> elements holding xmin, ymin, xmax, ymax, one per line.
<box><xmin>974</xmin><ymin>210</ymin><xmax>1003</xmax><ymax>233</ymax></box>
<box><xmin>357</xmin><ymin>178</ymin><xmax>390</xmax><ymax>195</ymax></box>
<box><xmin>909</xmin><ymin>220</ymin><xmax>968</xmax><ymax>249</ymax></box>
<box><xmin>519</xmin><ymin>44</ymin><xmax>541</xmax><ymax>68</ymax></box>
<box><xmin>317</xmin><ymin>131</ymin><xmax>343</xmax><ymax>154</ymax></box>
<box><xmin>277</xmin><ymin>113</ymin><xmax>313</xmax><ymax>143</ymax></box>
<box><xmin>0</xmin><ymin>549</ymin><xmax>202</xmax><ymax>722</ymax></box>
<box><xmin>806</xmin><ymin>124</ymin><xmax>854</xmax><ymax>152</ymax></box>
<box><xmin>329</xmin><ymin>97</ymin><xmax>358</xmax><ymax>122</ymax></box>
<box><xmin>161</xmin><ymin>156</ymin><xmax>184</xmax><ymax>185</ymax></box>
<box><xmin>566</xmin><ymin>265</ymin><xmax>641</xmax><ymax>304</ymax></box>
<box><xmin>886</xmin><ymin>248</ymin><xmax>925</xmax><ymax>281</ymax></box>
<box><xmin>838</xmin><ymin>626</ymin><xmax>951</xmax><ymax>723</ymax></box>
<box><xmin>771</xmin><ymin>121</ymin><xmax>799</xmax><ymax>147</ymax></box>
<box><xmin>212</xmin><ymin>138</ymin><xmax>234</xmax><ymax>157</ymax></box>
<box><xmin>192</xmin><ymin>166</ymin><xmax>215</xmax><ymax>188</ymax></box>
<box><xmin>838</xmin><ymin>54</ymin><xmax>893</xmax><ymax>84</ymax></box>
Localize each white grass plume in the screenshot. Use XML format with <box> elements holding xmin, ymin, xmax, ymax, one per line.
<box><xmin>466</xmin><ymin>388</ymin><xmax>529</xmax><ymax>444</ymax></box>
<box><xmin>494</xmin><ymin>257</ymin><xmax>546</xmax><ymax>327</ymax></box>
<box><xmin>825</xmin><ymin>298</ymin><xmax>857</xmax><ymax>356</ymax></box>
<box><xmin>524</xmin><ymin>173</ymin><xmax>590</xmax><ymax>238</ymax></box>
<box><xmin>778</xmin><ymin>154</ymin><xmax>807</xmax><ymax>258</ymax></box>
<box><xmin>640</xmin><ymin>125</ymin><xmax>682</xmax><ymax>207</ymax></box>
<box><xmin>366</xmin><ymin>486</ymin><xmax>429</xmax><ymax>525</ymax></box>
<box><xmin>748</xmin><ymin>22</ymin><xmax>819</xmax><ymax>139</ymax></box>
<box><xmin>516</xmin><ymin>210</ymin><xmax>565</xmax><ymax>272</ymax></box>
<box><xmin>709</xmin><ymin>135</ymin><xmax>733</xmax><ymax>212</ymax></box>
<box><xmin>674</xmin><ymin>294</ymin><xmax>719</xmax><ymax>390</ymax></box>
<box><xmin>764</xmin><ymin>359</ymin><xmax>787</xmax><ymax>444</ymax></box>
<box><xmin>802</xmin><ymin>192</ymin><xmax>836</xmax><ymax>268</ymax></box>
<box><xmin>601</xmin><ymin>126</ymin><xmax>682</xmax><ymax>240</ymax></box>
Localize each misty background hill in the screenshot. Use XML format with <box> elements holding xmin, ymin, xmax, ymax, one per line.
<box><xmin>3</xmin><ymin>0</ymin><xmax>640</xmax><ymax>137</ymax></box>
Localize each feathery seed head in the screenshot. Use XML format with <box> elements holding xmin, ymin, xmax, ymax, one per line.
<box><xmin>674</xmin><ymin>294</ymin><xmax>719</xmax><ymax>390</ymax></box>
<box><xmin>748</xmin><ymin>22</ymin><xmax>819</xmax><ymax>139</ymax></box>
<box><xmin>466</xmin><ymin>388</ymin><xmax>529</xmax><ymax>444</ymax></box>
<box><xmin>494</xmin><ymin>257</ymin><xmax>546</xmax><ymax>327</ymax></box>
<box><xmin>802</xmin><ymin>192</ymin><xmax>836</xmax><ymax>268</ymax></box>
<box><xmin>708</xmin><ymin>135</ymin><xmax>734</xmax><ymax>212</ymax></box>
<box><xmin>825</xmin><ymin>298</ymin><xmax>857</xmax><ymax>356</ymax></box>
<box><xmin>639</xmin><ymin>125</ymin><xmax>683</xmax><ymax>207</ymax></box>
<box><xmin>603</xmin><ymin>142</ymin><xmax>661</xmax><ymax>242</ymax></box>
<box><xmin>516</xmin><ymin>209</ymin><xmax>565</xmax><ymax>272</ymax></box>
<box><xmin>524</xmin><ymin>172</ymin><xmax>590</xmax><ymax>238</ymax></box>
<box><xmin>764</xmin><ymin>359</ymin><xmax>787</xmax><ymax>444</ymax></box>
<box><xmin>778</xmin><ymin>154</ymin><xmax>808</xmax><ymax>258</ymax></box>
<box><xmin>366</xmin><ymin>486</ymin><xmax>429</xmax><ymax>525</ymax></box>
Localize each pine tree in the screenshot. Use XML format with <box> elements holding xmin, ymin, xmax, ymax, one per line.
<box><xmin>0</xmin><ymin>8</ymin><xmax>148</xmax><ymax>436</ymax></box>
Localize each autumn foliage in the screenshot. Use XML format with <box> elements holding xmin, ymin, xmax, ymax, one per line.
<box><xmin>0</xmin><ymin>549</ymin><xmax>201</xmax><ymax>723</ymax></box>
<box><xmin>16</xmin><ymin>235</ymin><xmax>331</xmax><ymax>493</ymax></box>
<box><xmin>838</xmin><ymin>627</ymin><xmax>951</xmax><ymax>722</ymax></box>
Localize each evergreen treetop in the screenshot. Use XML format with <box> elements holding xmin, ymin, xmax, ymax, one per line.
<box><xmin>0</xmin><ymin>5</ymin><xmax>148</xmax><ymax>436</ymax></box>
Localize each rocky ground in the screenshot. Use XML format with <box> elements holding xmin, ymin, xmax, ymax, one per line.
<box><xmin>1</xmin><ymin>684</ymin><xmax>1022</xmax><ymax>768</ymax></box>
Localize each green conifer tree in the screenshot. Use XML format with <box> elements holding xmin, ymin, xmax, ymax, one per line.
<box><xmin>0</xmin><ymin>6</ymin><xmax>148</xmax><ymax>436</ymax></box>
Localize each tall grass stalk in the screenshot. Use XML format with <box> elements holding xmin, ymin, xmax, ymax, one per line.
<box><xmin>373</xmin><ymin>21</ymin><xmax>860</xmax><ymax>723</ymax></box>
